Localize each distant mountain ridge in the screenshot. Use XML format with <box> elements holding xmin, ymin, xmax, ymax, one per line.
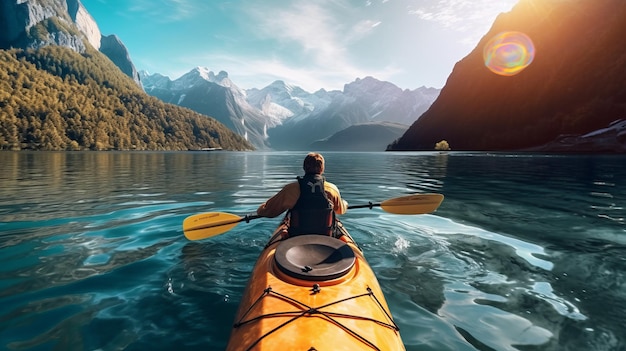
<box><xmin>266</xmin><ymin>77</ymin><xmax>439</xmax><ymax>150</ymax></box>
<box><xmin>311</xmin><ymin>122</ymin><xmax>409</xmax><ymax>151</ymax></box>
<box><xmin>142</xmin><ymin>70</ymin><xmax>440</xmax><ymax>150</ymax></box>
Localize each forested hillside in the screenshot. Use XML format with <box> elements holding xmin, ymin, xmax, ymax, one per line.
<box><xmin>0</xmin><ymin>46</ymin><xmax>253</xmax><ymax>151</ymax></box>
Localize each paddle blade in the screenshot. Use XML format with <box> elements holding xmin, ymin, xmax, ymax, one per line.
<box><xmin>183</xmin><ymin>212</ymin><xmax>243</xmax><ymax>240</ymax></box>
<box><xmin>380</xmin><ymin>193</ymin><xmax>444</xmax><ymax>215</ymax></box>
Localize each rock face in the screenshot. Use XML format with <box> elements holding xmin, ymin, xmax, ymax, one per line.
<box><xmin>0</xmin><ymin>0</ymin><xmax>140</xmax><ymax>87</ymax></box>
<box><xmin>389</xmin><ymin>0</ymin><xmax>626</xmax><ymax>152</ymax></box>
<box><xmin>100</xmin><ymin>34</ymin><xmax>141</xmax><ymax>85</ymax></box>
<box><xmin>0</xmin><ymin>0</ymin><xmax>97</xmax><ymax>51</ymax></box>
<box><xmin>67</xmin><ymin>0</ymin><xmax>100</xmax><ymax>50</ymax></box>
<box><xmin>1</xmin><ymin>0</ymin><xmax>58</xmax><ymax>46</ymax></box>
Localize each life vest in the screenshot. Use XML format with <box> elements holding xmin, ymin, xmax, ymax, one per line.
<box><xmin>288</xmin><ymin>174</ymin><xmax>335</xmax><ymax>236</ymax></box>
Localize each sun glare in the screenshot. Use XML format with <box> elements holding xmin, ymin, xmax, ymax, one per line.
<box><xmin>483</xmin><ymin>31</ymin><xmax>535</xmax><ymax>76</ymax></box>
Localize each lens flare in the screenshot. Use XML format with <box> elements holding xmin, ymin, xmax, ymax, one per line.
<box><xmin>483</xmin><ymin>31</ymin><xmax>535</xmax><ymax>76</ymax></box>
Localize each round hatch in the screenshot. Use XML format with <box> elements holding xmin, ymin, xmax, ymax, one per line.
<box><xmin>274</xmin><ymin>235</ymin><xmax>356</xmax><ymax>281</ymax></box>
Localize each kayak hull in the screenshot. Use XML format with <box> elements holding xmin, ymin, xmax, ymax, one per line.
<box><xmin>226</xmin><ymin>221</ymin><xmax>405</xmax><ymax>351</ymax></box>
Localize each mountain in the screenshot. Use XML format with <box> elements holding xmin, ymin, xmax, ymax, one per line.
<box><xmin>141</xmin><ymin>68</ymin><xmax>271</xmax><ymax>149</ymax></box>
<box><xmin>0</xmin><ymin>1</ymin><xmax>252</xmax><ymax>151</ymax></box>
<box><xmin>99</xmin><ymin>34</ymin><xmax>140</xmax><ymax>86</ymax></box>
<box><xmin>388</xmin><ymin>0</ymin><xmax>626</xmax><ymax>152</ymax></box>
<box><xmin>310</xmin><ymin>122</ymin><xmax>409</xmax><ymax>151</ymax></box>
<box><xmin>526</xmin><ymin>119</ymin><xmax>626</xmax><ymax>153</ymax></box>
<box><xmin>343</xmin><ymin>77</ymin><xmax>439</xmax><ymax>126</ymax></box>
<box><xmin>143</xmin><ymin>71</ymin><xmax>440</xmax><ymax>151</ymax></box>
<box><xmin>245</xmin><ymin>80</ymin><xmax>335</xmax><ymax>127</ymax></box>
<box><xmin>0</xmin><ymin>46</ymin><xmax>253</xmax><ymax>151</ymax></box>
<box><xmin>266</xmin><ymin>77</ymin><xmax>438</xmax><ymax>150</ymax></box>
<box><xmin>0</xmin><ymin>0</ymin><xmax>141</xmax><ymax>86</ymax></box>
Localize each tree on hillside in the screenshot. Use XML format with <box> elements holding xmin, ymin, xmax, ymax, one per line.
<box><xmin>435</xmin><ymin>140</ymin><xmax>451</xmax><ymax>151</ymax></box>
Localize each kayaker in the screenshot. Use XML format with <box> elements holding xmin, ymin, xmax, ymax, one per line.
<box><xmin>256</xmin><ymin>152</ymin><xmax>348</xmax><ymax>236</ymax></box>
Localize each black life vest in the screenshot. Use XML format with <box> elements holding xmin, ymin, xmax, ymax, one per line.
<box><xmin>288</xmin><ymin>174</ymin><xmax>335</xmax><ymax>236</ymax></box>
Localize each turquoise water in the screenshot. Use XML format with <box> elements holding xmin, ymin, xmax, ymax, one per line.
<box><xmin>0</xmin><ymin>151</ymin><xmax>624</xmax><ymax>351</ymax></box>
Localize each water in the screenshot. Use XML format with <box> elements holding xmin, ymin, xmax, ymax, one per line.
<box><xmin>0</xmin><ymin>151</ymin><xmax>624</xmax><ymax>351</ymax></box>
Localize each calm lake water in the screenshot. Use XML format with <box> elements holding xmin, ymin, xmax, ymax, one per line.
<box><xmin>0</xmin><ymin>151</ymin><xmax>624</xmax><ymax>351</ymax></box>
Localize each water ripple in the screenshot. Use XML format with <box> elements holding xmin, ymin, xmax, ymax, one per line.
<box><xmin>1</xmin><ymin>152</ymin><xmax>625</xmax><ymax>351</ymax></box>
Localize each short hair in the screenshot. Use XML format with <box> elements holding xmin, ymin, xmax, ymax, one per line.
<box><xmin>303</xmin><ymin>152</ymin><xmax>325</xmax><ymax>174</ymax></box>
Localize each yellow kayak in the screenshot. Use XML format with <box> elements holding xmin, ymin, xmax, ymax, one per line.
<box><xmin>226</xmin><ymin>220</ymin><xmax>406</xmax><ymax>350</ymax></box>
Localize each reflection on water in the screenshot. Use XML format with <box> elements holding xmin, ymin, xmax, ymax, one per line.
<box><xmin>0</xmin><ymin>151</ymin><xmax>624</xmax><ymax>351</ymax></box>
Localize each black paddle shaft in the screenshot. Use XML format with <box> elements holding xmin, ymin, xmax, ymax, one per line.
<box><xmin>347</xmin><ymin>202</ymin><xmax>380</xmax><ymax>210</ymax></box>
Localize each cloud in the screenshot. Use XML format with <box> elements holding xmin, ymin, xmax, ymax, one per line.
<box><xmin>125</xmin><ymin>0</ymin><xmax>201</xmax><ymax>22</ymax></box>
<box><xmin>408</xmin><ymin>0</ymin><xmax>514</xmax><ymax>30</ymax></box>
<box><xmin>238</xmin><ymin>2</ymin><xmax>391</xmax><ymax>87</ymax></box>
<box><xmin>248</xmin><ymin>2</ymin><xmax>347</xmax><ymax>61</ymax></box>
<box><xmin>346</xmin><ymin>19</ymin><xmax>382</xmax><ymax>42</ymax></box>
<box><xmin>118</xmin><ymin>0</ymin><xmax>517</xmax><ymax>90</ymax></box>
<box><xmin>179</xmin><ymin>47</ymin><xmax>403</xmax><ymax>92</ymax></box>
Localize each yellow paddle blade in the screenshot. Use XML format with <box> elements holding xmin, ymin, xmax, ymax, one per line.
<box><xmin>380</xmin><ymin>193</ymin><xmax>444</xmax><ymax>215</ymax></box>
<box><xmin>183</xmin><ymin>212</ymin><xmax>243</xmax><ymax>240</ymax></box>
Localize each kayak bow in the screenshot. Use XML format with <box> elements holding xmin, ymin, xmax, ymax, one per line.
<box><xmin>226</xmin><ymin>220</ymin><xmax>406</xmax><ymax>351</ymax></box>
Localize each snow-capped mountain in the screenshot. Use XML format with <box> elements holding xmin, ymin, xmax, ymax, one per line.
<box><xmin>265</xmin><ymin>77</ymin><xmax>439</xmax><ymax>150</ymax></box>
<box><xmin>142</xmin><ymin>67</ymin><xmax>271</xmax><ymax>148</ymax></box>
<box><xmin>344</xmin><ymin>77</ymin><xmax>440</xmax><ymax>125</ymax></box>
<box><xmin>141</xmin><ymin>69</ymin><xmax>440</xmax><ymax>150</ymax></box>
<box><xmin>246</xmin><ymin>80</ymin><xmax>337</xmax><ymax>126</ymax></box>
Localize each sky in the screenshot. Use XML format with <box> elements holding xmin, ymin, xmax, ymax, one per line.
<box><xmin>81</xmin><ymin>0</ymin><xmax>518</xmax><ymax>92</ymax></box>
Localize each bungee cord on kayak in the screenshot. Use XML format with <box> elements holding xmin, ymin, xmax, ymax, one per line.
<box><xmin>233</xmin><ymin>286</ymin><xmax>400</xmax><ymax>351</ymax></box>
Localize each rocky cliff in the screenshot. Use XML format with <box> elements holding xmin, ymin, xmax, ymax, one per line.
<box><xmin>0</xmin><ymin>0</ymin><xmax>140</xmax><ymax>86</ymax></box>
<box><xmin>100</xmin><ymin>34</ymin><xmax>140</xmax><ymax>86</ymax></box>
<box><xmin>389</xmin><ymin>0</ymin><xmax>626</xmax><ymax>152</ymax></box>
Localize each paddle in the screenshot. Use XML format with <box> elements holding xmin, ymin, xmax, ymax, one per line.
<box><xmin>182</xmin><ymin>193</ymin><xmax>444</xmax><ymax>241</ymax></box>
<box><xmin>183</xmin><ymin>212</ymin><xmax>262</xmax><ymax>241</ymax></box>
<box><xmin>351</xmin><ymin>193</ymin><xmax>444</xmax><ymax>215</ymax></box>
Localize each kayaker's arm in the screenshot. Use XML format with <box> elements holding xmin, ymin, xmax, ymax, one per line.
<box><xmin>325</xmin><ymin>181</ymin><xmax>348</xmax><ymax>215</ymax></box>
<box><xmin>256</xmin><ymin>183</ymin><xmax>300</xmax><ymax>218</ymax></box>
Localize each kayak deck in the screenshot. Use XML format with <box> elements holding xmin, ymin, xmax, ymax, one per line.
<box><xmin>226</xmin><ymin>220</ymin><xmax>405</xmax><ymax>351</ymax></box>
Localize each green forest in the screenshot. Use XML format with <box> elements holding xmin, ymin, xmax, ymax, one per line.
<box><xmin>0</xmin><ymin>46</ymin><xmax>253</xmax><ymax>151</ymax></box>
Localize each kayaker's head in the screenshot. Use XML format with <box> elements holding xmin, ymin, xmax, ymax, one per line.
<box><xmin>303</xmin><ymin>152</ymin><xmax>325</xmax><ymax>175</ymax></box>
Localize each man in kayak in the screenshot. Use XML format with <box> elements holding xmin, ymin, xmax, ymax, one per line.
<box><xmin>256</xmin><ymin>152</ymin><xmax>348</xmax><ymax>236</ymax></box>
